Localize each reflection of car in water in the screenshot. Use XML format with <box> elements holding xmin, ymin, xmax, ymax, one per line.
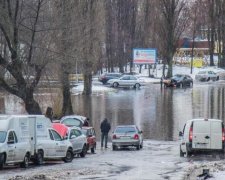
<box><xmin>195</xmin><ymin>70</ymin><xmax>219</xmax><ymax>81</ymax></box>
<box><xmin>163</xmin><ymin>74</ymin><xmax>193</xmax><ymax>88</ymax></box>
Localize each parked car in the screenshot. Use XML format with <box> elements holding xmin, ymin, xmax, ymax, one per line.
<box><xmin>60</xmin><ymin>115</ymin><xmax>86</xmax><ymax>128</ymax></box>
<box><xmin>82</xmin><ymin>127</ymin><xmax>96</xmax><ymax>153</ymax></box>
<box><xmin>52</xmin><ymin>123</ymin><xmax>87</xmax><ymax>157</ymax></box>
<box><xmin>108</xmin><ymin>75</ymin><xmax>145</xmax><ymax>89</ymax></box>
<box><xmin>195</xmin><ymin>70</ymin><xmax>219</xmax><ymax>81</ymax></box>
<box><xmin>112</xmin><ymin>125</ymin><xmax>143</xmax><ymax>150</ymax></box>
<box><xmin>98</xmin><ymin>73</ymin><xmax>122</xmax><ymax>84</ymax></box>
<box><xmin>163</xmin><ymin>74</ymin><xmax>193</xmax><ymax>88</ymax></box>
<box><xmin>179</xmin><ymin>118</ymin><xmax>225</xmax><ymax>157</ymax></box>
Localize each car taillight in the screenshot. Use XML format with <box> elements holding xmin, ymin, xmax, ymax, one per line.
<box><xmin>134</xmin><ymin>134</ymin><xmax>139</xmax><ymax>140</ymax></box>
<box><xmin>113</xmin><ymin>134</ymin><xmax>117</xmax><ymax>139</ymax></box>
<box><xmin>222</xmin><ymin>127</ymin><xmax>225</xmax><ymax>142</ymax></box>
<box><xmin>189</xmin><ymin>127</ymin><xmax>193</xmax><ymax>142</ymax></box>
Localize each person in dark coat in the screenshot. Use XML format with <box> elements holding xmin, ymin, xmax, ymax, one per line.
<box><xmin>83</xmin><ymin>118</ymin><xmax>90</xmax><ymax>126</ymax></box>
<box><xmin>100</xmin><ymin>118</ymin><xmax>111</xmax><ymax>148</ymax></box>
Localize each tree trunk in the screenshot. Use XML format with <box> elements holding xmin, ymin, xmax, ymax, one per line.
<box><xmin>23</xmin><ymin>91</ymin><xmax>42</xmax><ymax>114</ymax></box>
<box><xmin>61</xmin><ymin>71</ymin><xmax>73</xmax><ymax>116</ymax></box>
<box><xmin>83</xmin><ymin>73</ymin><xmax>92</xmax><ymax>95</ymax></box>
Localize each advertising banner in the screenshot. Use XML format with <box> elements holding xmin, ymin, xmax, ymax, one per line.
<box><xmin>133</xmin><ymin>48</ymin><xmax>157</xmax><ymax>64</ymax></box>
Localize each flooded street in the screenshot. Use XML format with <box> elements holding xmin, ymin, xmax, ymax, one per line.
<box><xmin>1</xmin><ymin>81</ymin><xmax>225</xmax><ymax>141</ymax></box>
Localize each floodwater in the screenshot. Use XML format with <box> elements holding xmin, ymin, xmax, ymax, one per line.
<box><xmin>1</xmin><ymin>81</ymin><xmax>225</xmax><ymax>141</ymax></box>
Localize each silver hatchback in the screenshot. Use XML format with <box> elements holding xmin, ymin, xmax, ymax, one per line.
<box><xmin>112</xmin><ymin>125</ymin><xmax>143</xmax><ymax>150</ymax></box>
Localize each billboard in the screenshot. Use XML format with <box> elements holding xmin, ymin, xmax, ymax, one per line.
<box><xmin>133</xmin><ymin>48</ymin><xmax>157</xmax><ymax>64</ymax></box>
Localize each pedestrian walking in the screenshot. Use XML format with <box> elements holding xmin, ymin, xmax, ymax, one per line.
<box><xmin>100</xmin><ymin>118</ymin><xmax>111</xmax><ymax>148</ymax></box>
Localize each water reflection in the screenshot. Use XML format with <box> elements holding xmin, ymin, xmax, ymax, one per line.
<box><xmin>1</xmin><ymin>83</ymin><xmax>225</xmax><ymax>141</ymax></box>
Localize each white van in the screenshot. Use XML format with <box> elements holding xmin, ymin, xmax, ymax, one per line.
<box><xmin>180</xmin><ymin>118</ymin><xmax>225</xmax><ymax>157</ymax></box>
<box><xmin>0</xmin><ymin>115</ymin><xmax>74</xmax><ymax>169</ymax></box>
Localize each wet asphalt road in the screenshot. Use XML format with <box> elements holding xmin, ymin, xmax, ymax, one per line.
<box><xmin>1</xmin><ymin>140</ymin><xmax>224</xmax><ymax>180</ymax></box>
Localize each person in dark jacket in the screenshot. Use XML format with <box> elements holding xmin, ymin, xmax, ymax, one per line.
<box><xmin>100</xmin><ymin>118</ymin><xmax>111</xmax><ymax>148</ymax></box>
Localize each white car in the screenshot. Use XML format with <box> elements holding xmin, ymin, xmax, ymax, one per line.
<box><xmin>179</xmin><ymin>118</ymin><xmax>225</xmax><ymax>157</ymax></box>
<box><xmin>195</xmin><ymin>70</ymin><xmax>219</xmax><ymax>81</ymax></box>
<box><xmin>108</xmin><ymin>75</ymin><xmax>145</xmax><ymax>88</ymax></box>
<box><xmin>53</xmin><ymin>123</ymin><xmax>87</xmax><ymax>157</ymax></box>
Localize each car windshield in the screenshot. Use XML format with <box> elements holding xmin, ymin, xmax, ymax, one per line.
<box><xmin>61</xmin><ymin>118</ymin><xmax>83</xmax><ymax>127</ymax></box>
<box><xmin>115</xmin><ymin>127</ymin><xmax>136</xmax><ymax>133</ymax></box>
<box><xmin>81</xmin><ymin>129</ymin><xmax>87</xmax><ymax>135</ymax></box>
<box><xmin>172</xmin><ymin>75</ymin><xmax>183</xmax><ymax>80</ymax></box>
<box><xmin>0</xmin><ymin>131</ymin><xmax>7</xmax><ymax>143</ymax></box>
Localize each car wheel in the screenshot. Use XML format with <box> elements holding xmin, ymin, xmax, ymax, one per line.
<box><xmin>135</xmin><ymin>83</ymin><xmax>140</xmax><ymax>89</ymax></box>
<box><xmin>217</xmin><ymin>76</ymin><xmax>219</xmax><ymax>81</ymax></box>
<box><xmin>207</xmin><ymin>77</ymin><xmax>210</xmax><ymax>81</ymax></box>
<box><xmin>80</xmin><ymin>145</ymin><xmax>87</xmax><ymax>158</ymax></box>
<box><xmin>35</xmin><ymin>150</ymin><xmax>44</xmax><ymax>165</ymax></box>
<box><xmin>112</xmin><ymin>145</ymin><xmax>117</xmax><ymax>151</ymax></box>
<box><xmin>136</xmin><ymin>145</ymin><xmax>140</xmax><ymax>150</ymax></box>
<box><xmin>20</xmin><ymin>153</ymin><xmax>29</xmax><ymax>168</ymax></box>
<box><xmin>113</xmin><ymin>82</ymin><xmax>119</xmax><ymax>88</ymax></box>
<box><xmin>0</xmin><ymin>153</ymin><xmax>5</xmax><ymax>170</ymax></box>
<box><xmin>140</xmin><ymin>143</ymin><xmax>143</xmax><ymax>149</ymax></box>
<box><xmin>91</xmin><ymin>147</ymin><xmax>95</xmax><ymax>153</ymax></box>
<box><xmin>63</xmin><ymin>149</ymin><xmax>74</xmax><ymax>163</ymax></box>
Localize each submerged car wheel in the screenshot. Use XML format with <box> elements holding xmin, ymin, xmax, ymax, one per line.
<box><xmin>134</xmin><ymin>83</ymin><xmax>140</xmax><ymax>89</ymax></box>
<box><xmin>113</xmin><ymin>82</ymin><xmax>119</xmax><ymax>88</ymax></box>
<box><xmin>63</xmin><ymin>149</ymin><xmax>73</xmax><ymax>163</ymax></box>
<box><xmin>136</xmin><ymin>145</ymin><xmax>140</xmax><ymax>150</ymax></box>
<box><xmin>112</xmin><ymin>145</ymin><xmax>117</xmax><ymax>151</ymax></box>
<box><xmin>20</xmin><ymin>153</ymin><xmax>29</xmax><ymax>168</ymax></box>
<box><xmin>0</xmin><ymin>153</ymin><xmax>5</xmax><ymax>170</ymax></box>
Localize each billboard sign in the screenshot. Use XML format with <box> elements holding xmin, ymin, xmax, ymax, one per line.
<box><xmin>133</xmin><ymin>48</ymin><xmax>157</xmax><ymax>64</ymax></box>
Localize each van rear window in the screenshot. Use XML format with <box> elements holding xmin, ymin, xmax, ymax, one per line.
<box><xmin>0</xmin><ymin>131</ymin><xmax>7</xmax><ymax>143</ymax></box>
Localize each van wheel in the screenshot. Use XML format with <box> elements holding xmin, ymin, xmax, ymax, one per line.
<box><xmin>20</xmin><ymin>153</ymin><xmax>29</xmax><ymax>168</ymax></box>
<box><xmin>63</xmin><ymin>149</ymin><xmax>73</xmax><ymax>163</ymax></box>
<box><xmin>219</xmin><ymin>151</ymin><xmax>224</xmax><ymax>159</ymax></box>
<box><xmin>180</xmin><ymin>147</ymin><xmax>184</xmax><ymax>157</ymax></box>
<box><xmin>0</xmin><ymin>153</ymin><xmax>5</xmax><ymax>170</ymax></box>
<box><xmin>80</xmin><ymin>145</ymin><xmax>87</xmax><ymax>158</ymax></box>
<box><xmin>35</xmin><ymin>151</ymin><xmax>44</xmax><ymax>165</ymax></box>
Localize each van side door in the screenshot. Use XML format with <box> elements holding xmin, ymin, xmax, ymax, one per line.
<box><xmin>6</xmin><ymin>131</ymin><xmax>16</xmax><ymax>162</ymax></box>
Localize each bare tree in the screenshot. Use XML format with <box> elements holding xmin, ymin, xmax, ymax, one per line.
<box><xmin>0</xmin><ymin>0</ymin><xmax>54</xmax><ymax>114</ymax></box>
<box><xmin>157</xmin><ymin>0</ymin><xmax>189</xmax><ymax>77</ymax></box>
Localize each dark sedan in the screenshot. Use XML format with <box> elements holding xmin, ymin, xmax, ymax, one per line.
<box><xmin>163</xmin><ymin>74</ymin><xmax>193</xmax><ymax>88</ymax></box>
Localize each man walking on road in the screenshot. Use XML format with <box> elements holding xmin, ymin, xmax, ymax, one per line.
<box><xmin>100</xmin><ymin>118</ymin><xmax>111</xmax><ymax>148</ymax></box>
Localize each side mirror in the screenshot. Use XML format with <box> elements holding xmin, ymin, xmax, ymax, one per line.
<box><xmin>70</xmin><ymin>135</ymin><xmax>76</xmax><ymax>139</ymax></box>
<box><xmin>7</xmin><ymin>140</ymin><xmax>15</xmax><ymax>144</ymax></box>
<box><xmin>179</xmin><ymin>131</ymin><xmax>183</xmax><ymax>137</ymax></box>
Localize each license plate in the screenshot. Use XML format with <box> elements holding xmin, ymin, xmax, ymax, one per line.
<box><xmin>195</xmin><ymin>143</ymin><xmax>207</xmax><ymax>149</ymax></box>
<box><xmin>121</xmin><ymin>136</ymin><xmax>130</xmax><ymax>139</ymax></box>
